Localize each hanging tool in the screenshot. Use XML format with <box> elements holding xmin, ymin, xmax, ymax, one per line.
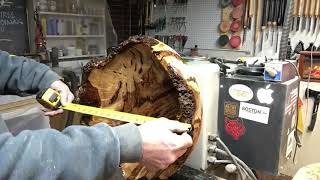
<box><xmin>314</xmin><ymin>0</ymin><xmax>320</xmax><ymax>46</ymax></box>
<box><xmin>254</xmin><ymin>0</ymin><xmax>262</xmax><ymax>55</ymax></box>
<box><xmin>311</xmin><ymin>0</ymin><xmax>320</xmax><ymax>46</ymax></box>
<box><xmin>304</xmin><ymin>0</ymin><xmax>314</xmax><ymax>44</ymax></box>
<box><xmin>242</xmin><ymin>0</ymin><xmax>249</xmax><ymax>44</ymax></box>
<box><xmin>292</xmin><ymin>0</ymin><xmax>305</xmax><ymax>48</ymax></box>
<box><xmin>248</xmin><ymin>0</ymin><xmax>254</xmax><ymax>28</ymax></box>
<box><xmin>295</xmin><ymin>0</ymin><xmax>303</xmax><ymax>32</ymax></box>
<box><xmin>292</xmin><ymin>0</ymin><xmax>299</xmax><ymax>32</ymax></box>
<box><xmin>275</xmin><ymin>0</ymin><xmax>287</xmax><ymax>53</ymax></box>
<box><xmin>298</xmin><ymin>0</ymin><xmax>305</xmax><ymax>32</ymax></box>
<box><xmin>37</xmin><ymin>88</ymin><xmax>192</xmax><ymax>130</ymax></box>
<box><xmin>267</xmin><ymin>0</ymin><xmax>274</xmax><ymax>40</ymax></box>
<box><xmin>302</xmin><ymin>0</ymin><xmax>310</xmax><ymax>32</ymax></box>
<box><xmin>271</xmin><ymin>0</ymin><xmax>279</xmax><ymax>46</ymax></box>
<box><xmin>260</xmin><ymin>0</ymin><xmax>269</xmax><ymax>51</ymax></box>
<box><xmin>309</xmin><ymin>0</ymin><xmax>317</xmax><ymax>34</ymax></box>
<box><xmin>314</xmin><ymin>0</ymin><xmax>320</xmax><ymax>33</ymax></box>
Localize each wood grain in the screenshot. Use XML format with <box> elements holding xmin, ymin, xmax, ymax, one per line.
<box><xmin>78</xmin><ymin>36</ymin><xmax>202</xmax><ymax>179</ymax></box>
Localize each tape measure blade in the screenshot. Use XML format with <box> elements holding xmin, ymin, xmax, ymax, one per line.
<box><xmin>62</xmin><ymin>103</ymin><xmax>191</xmax><ymax>129</ymax></box>
<box><xmin>62</xmin><ymin>103</ymin><xmax>157</xmax><ymax>125</ymax></box>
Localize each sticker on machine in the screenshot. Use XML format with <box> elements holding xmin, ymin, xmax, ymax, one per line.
<box><xmin>224</xmin><ymin>102</ymin><xmax>239</xmax><ymax>118</ymax></box>
<box><xmin>228</xmin><ymin>84</ymin><xmax>253</xmax><ymax>102</ymax></box>
<box><xmin>239</xmin><ymin>102</ymin><xmax>270</xmax><ymax>124</ymax></box>
<box><xmin>286</xmin><ymin>130</ymin><xmax>295</xmax><ymax>158</ymax></box>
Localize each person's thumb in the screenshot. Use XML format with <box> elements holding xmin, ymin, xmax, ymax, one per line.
<box><xmin>59</xmin><ymin>89</ymin><xmax>68</xmax><ymax>105</ymax></box>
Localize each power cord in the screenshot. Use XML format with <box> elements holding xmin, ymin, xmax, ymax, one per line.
<box><xmin>215</xmin><ymin>137</ymin><xmax>245</xmax><ymax>180</ymax></box>
<box><xmin>215</xmin><ymin>148</ymin><xmax>257</xmax><ymax>180</ymax></box>
<box><xmin>209</xmin><ymin>136</ymin><xmax>257</xmax><ymax>180</ymax></box>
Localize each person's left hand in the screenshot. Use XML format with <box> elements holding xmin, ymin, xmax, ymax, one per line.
<box><xmin>42</xmin><ymin>80</ymin><xmax>74</xmax><ymax>116</ymax></box>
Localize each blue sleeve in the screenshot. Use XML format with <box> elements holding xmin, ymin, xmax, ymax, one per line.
<box><xmin>0</xmin><ymin>123</ymin><xmax>142</xmax><ymax>180</ymax></box>
<box><xmin>0</xmin><ymin>50</ymin><xmax>61</xmax><ymax>95</ymax></box>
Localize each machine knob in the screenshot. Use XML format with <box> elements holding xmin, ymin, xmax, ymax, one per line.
<box><xmin>208</xmin><ymin>134</ymin><xmax>218</xmax><ymax>141</ymax></box>
<box><xmin>208</xmin><ymin>145</ymin><xmax>216</xmax><ymax>153</ymax></box>
<box><xmin>207</xmin><ymin>156</ymin><xmax>217</xmax><ymax>164</ymax></box>
<box><xmin>225</xmin><ymin>163</ymin><xmax>237</xmax><ymax>173</ymax></box>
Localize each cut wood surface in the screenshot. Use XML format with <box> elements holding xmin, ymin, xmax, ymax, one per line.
<box><xmin>78</xmin><ymin>36</ymin><xmax>202</xmax><ymax>179</ymax></box>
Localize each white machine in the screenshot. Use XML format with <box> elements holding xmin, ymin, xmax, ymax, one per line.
<box><xmin>184</xmin><ymin>61</ymin><xmax>220</xmax><ymax>170</ymax></box>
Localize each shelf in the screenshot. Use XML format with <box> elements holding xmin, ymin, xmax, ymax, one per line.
<box><xmin>39</xmin><ymin>11</ymin><xmax>104</xmax><ymax>18</ymax></box>
<box><xmin>58</xmin><ymin>54</ymin><xmax>106</xmax><ymax>60</ymax></box>
<box><xmin>46</xmin><ymin>35</ymin><xmax>105</xmax><ymax>38</ymax></box>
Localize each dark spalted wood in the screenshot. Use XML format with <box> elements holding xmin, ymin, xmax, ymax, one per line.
<box><xmin>78</xmin><ymin>36</ymin><xmax>202</xmax><ymax>179</ymax></box>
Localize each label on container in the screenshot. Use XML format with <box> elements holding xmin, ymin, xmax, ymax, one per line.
<box><xmin>239</xmin><ymin>102</ymin><xmax>270</xmax><ymax>124</ymax></box>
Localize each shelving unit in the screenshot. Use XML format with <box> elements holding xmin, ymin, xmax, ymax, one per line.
<box><xmin>58</xmin><ymin>53</ymin><xmax>105</xmax><ymax>60</ymax></box>
<box><xmin>46</xmin><ymin>35</ymin><xmax>105</xmax><ymax>38</ymax></box>
<box><xmin>39</xmin><ymin>11</ymin><xmax>104</xmax><ymax>18</ymax></box>
<box><xmin>31</xmin><ymin>0</ymin><xmax>107</xmax><ymax>61</ymax></box>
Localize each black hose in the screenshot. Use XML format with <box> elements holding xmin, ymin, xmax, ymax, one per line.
<box><xmin>216</xmin><ymin>148</ymin><xmax>257</xmax><ymax>180</ymax></box>
<box><xmin>216</xmin><ymin>137</ymin><xmax>245</xmax><ymax>180</ymax></box>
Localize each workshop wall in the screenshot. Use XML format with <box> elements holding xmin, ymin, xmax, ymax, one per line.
<box><xmin>145</xmin><ymin>0</ymin><xmax>252</xmax><ymax>60</ymax></box>
<box><xmin>143</xmin><ymin>0</ymin><xmax>294</xmax><ymax>60</ymax></box>
<box><xmin>145</xmin><ymin>0</ymin><xmax>320</xmax><ymax>60</ymax></box>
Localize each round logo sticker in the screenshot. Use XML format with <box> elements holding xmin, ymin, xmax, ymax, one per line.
<box><xmin>228</xmin><ymin>84</ymin><xmax>253</xmax><ymax>102</ymax></box>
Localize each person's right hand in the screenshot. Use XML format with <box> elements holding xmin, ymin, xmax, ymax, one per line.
<box><xmin>138</xmin><ymin>118</ymin><xmax>193</xmax><ymax>171</ymax></box>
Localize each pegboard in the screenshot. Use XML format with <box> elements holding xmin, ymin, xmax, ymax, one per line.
<box><xmin>145</xmin><ymin>0</ymin><xmax>256</xmax><ymax>55</ymax></box>
<box><xmin>144</xmin><ymin>0</ymin><xmax>298</xmax><ymax>60</ymax></box>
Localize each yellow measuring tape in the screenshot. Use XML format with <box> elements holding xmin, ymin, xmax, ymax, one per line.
<box><xmin>37</xmin><ymin>88</ymin><xmax>191</xmax><ymax>129</ymax></box>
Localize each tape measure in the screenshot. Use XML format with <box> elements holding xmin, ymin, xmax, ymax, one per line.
<box><xmin>36</xmin><ymin>88</ymin><xmax>192</xmax><ymax>129</ymax></box>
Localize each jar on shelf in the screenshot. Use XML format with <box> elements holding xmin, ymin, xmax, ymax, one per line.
<box><xmin>70</xmin><ymin>0</ymin><xmax>77</xmax><ymax>13</ymax></box>
<box><xmin>49</xmin><ymin>0</ymin><xmax>57</xmax><ymax>12</ymax></box>
<box><xmin>38</xmin><ymin>0</ymin><xmax>48</xmax><ymax>11</ymax></box>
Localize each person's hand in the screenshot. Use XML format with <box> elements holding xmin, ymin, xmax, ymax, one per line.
<box><xmin>138</xmin><ymin>118</ymin><xmax>193</xmax><ymax>170</ymax></box>
<box><xmin>42</xmin><ymin>80</ymin><xmax>74</xmax><ymax>116</ymax></box>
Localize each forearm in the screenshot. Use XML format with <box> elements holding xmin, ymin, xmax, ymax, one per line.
<box><xmin>0</xmin><ymin>51</ymin><xmax>61</xmax><ymax>95</ymax></box>
<box><xmin>0</xmin><ymin>123</ymin><xmax>142</xmax><ymax>180</ymax></box>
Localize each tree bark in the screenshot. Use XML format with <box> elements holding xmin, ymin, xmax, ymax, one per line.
<box><xmin>78</xmin><ymin>36</ymin><xmax>202</xmax><ymax>179</ymax></box>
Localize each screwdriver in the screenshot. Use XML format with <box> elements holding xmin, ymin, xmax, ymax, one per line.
<box><xmin>271</xmin><ymin>0</ymin><xmax>279</xmax><ymax>46</ymax></box>
<box><xmin>267</xmin><ymin>0</ymin><xmax>274</xmax><ymax>40</ymax></box>
<box><xmin>242</xmin><ymin>0</ymin><xmax>249</xmax><ymax>45</ymax></box>
<box><xmin>260</xmin><ymin>0</ymin><xmax>269</xmax><ymax>51</ymax></box>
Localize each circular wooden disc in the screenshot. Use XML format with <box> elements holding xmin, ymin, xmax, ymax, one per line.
<box><xmin>232</xmin><ymin>0</ymin><xmax>242</xmax><ymax>6</ymax></box>
<box><xmin>78</xmin><ymin>36</ymin><xmax>202</xmax><ymax>179</ymax></box>
<box><xmin>232</xmin><ymin>5</ymin><xmax>243</xmax><ymax>19</ymax></box>
<box><xmin>221</xmin><ymin>0</ymin><xmax>231</xmax><ymax>8</ymax></box>
<box><xmin>218</xmin><ymin>35</ymin><xmax>230</xmax><ymax>47</ymax></box>
<box><xmin>230</xmin><ymin>35</ymin><xmax>241</xmax><ymax>48</ymax></box>
<box><xmin>220</xmin><ymin>21</ymin><xmax>230</xmax><ymax>33</ymax></box>
<box><xmin>230</xmin><ymin>20</ymin><xmax>241</xmax><ymax>32</ymax></box>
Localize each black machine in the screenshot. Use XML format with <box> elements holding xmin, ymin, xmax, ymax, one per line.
<box><xmin>218</xmin><ymin>74</ymin><xmax>299</xmax><ymax>175</ymax></box>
